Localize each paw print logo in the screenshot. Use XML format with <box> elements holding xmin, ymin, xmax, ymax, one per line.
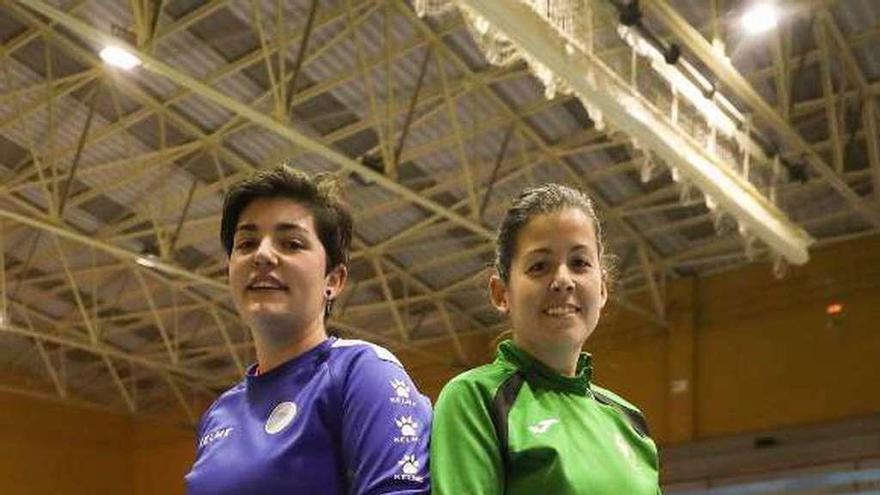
<box><xmin>399</xmin><ymin>454</ymin><xmax>420</xmax><ymax>475</ymax></box>
<box><xmin>390</xmin><ymin>379</ymin><xmax>410</xmax><ymax>399</ymax></box>
<box><xmin>395</xmin><ymin>416</ymin><xmax>419</xmax><ymax>437</ymax></box>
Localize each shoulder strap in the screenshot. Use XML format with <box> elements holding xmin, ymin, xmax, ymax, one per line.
<box><xmin>489</xmin><ymin>372</ymin><xmax>526</xmax><ymax>472</ymax></box>
<box><xmin>592</xmin><ymin>389</ymin><xmax>651</xmax><ymax>438</ymax></box>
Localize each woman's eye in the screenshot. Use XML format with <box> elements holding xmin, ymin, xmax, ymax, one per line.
<box><xmin>282</xmin><ymin>240</ymin><xmax>303</xmax><ymax>250</ymax></box>
<box><xmin>235</xmin><ymin>239</ymin><xmax>257</xmax><ymax>251</ymax></box>
<box><xmin>527</xmin><ymin>262</ymin><xmax>546</xmax><ymax>273</ymax></box>
<box><xmin>571</xmin><ymin>258</ymin><xmax>591</xmax><ymax>269</ymax></box>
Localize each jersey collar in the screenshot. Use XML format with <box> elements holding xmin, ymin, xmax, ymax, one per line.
<box><xmin>497</xmin><ymin>340</ymin><xmax>593</xmax><ymax>395</ymax></box>
<box><xmin>246</xmin><ymin>337</ymin><xmax>335</xmax><ymax>383</ymax></box>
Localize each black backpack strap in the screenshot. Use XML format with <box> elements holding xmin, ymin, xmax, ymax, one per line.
<box><xmin>592</xmin><ymin>389</ymin><xmax>651</xmax><ymax>438</ymax></box>
<box><xmin>489</xmin><ymin>372</ymin><xmax>526</xmax><ymax>472</ymax></box>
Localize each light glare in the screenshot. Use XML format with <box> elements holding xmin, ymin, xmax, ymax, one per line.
<box><xmin>741</xmin><ymin>4</ymin><xmax>779</xmax><ymax>35</ymax></box>
<box><xmin>99</xmin><ymin>45</ymin><xmax>141</xmax><ymax>70</ymax></box>
<box><xmin>135</xmin><ymin>255</ymin><xmax>158</xmax><ymax>269</ymax></box>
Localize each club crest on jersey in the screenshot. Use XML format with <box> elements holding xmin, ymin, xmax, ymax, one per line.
<box><xmin>393</xmin><ymin>454</ymin><xmax>424</xmax><ymax>483</ymax></box>
<box><xmin>393</xmin><ymin>416</ymin><xmax>420</xmax><ymax>444</ymax></box>
<box><xmin>389</xmin><ymin>378</ymin><xmax>415</xmax><ymax>406</ymax></box>
<box><xmin>264</xmin><ymin>401</ymin><xmax>298</xmax><ymax>435</ymax></box>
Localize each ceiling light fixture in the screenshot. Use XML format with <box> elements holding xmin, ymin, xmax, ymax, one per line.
<box><xmin>741</xmin><ymin>3</ymin><xmax>779</xmax><ymax>36</ymax></box>
<box><xmin>99</xmin><ymin>45</ymin><xmax>141</xmax><ymax>70</ymax></box>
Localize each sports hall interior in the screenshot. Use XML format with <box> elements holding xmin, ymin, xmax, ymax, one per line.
<box><xmin>0</xmin><ymin>0</ymin><xmax>878</xmax><ymax>493</ymax></box>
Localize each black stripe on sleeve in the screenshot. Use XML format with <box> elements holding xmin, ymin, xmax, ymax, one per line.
<box><xmin>593</xmin><ymin>389</ymin><xmax>651</xmax><ymax>438</ymax></box>
<box><xmin>490</xmin><ymin>372</ymin><xmax>525</xmax><ymax>470</ymax></box>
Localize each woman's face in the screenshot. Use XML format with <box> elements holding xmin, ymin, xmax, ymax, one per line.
<box><xmin>228</xmin><ymin>197</ymin><xmax>345</xmax><ymax>336</ymax></box>
<box><xmin>490</xmin><ymin>208</ymin><xmax>607</xmax><ymax>357</ymax></box>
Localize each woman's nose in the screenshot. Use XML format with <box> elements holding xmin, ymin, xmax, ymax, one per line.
<box><xmin>549</xmin><ymin>267</ymin><xmax>575</xmax><ymax>292</ymax></box>
<box><xmin>252</xmin><ymin>238</ymin><xmax>278</xmax><ymax>267</ymax></box>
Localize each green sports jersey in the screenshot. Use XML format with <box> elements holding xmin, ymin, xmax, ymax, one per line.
<box><xmin>431</xmin><ymin>340</ymin><xmax>661</xmax><ymax>495</ymax></box>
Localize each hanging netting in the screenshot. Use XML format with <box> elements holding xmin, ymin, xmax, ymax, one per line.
<box><xmin>414</xmin><ymin>0</ymin><xmax>603</xmax><ymax>128</ymax></box>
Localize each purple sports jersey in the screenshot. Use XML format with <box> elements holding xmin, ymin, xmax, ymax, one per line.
<box><xmin>185</xmin><ymin>337</ymin><xmax>432</xmax><ymax>494</ymax></box>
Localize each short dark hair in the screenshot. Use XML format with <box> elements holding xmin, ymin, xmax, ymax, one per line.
<box><xmin>494</xmin><ymin>183</ymin><xmax>614</xmax><ymax>285</ymax></box>
<box><xmin>220</xmin><ymin>164</ymin><xmax>352</xmax><ymax>274</ymax></box>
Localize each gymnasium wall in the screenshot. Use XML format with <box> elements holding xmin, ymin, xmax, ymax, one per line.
<box><xmin>0</xmin><ymin>389</ymin><xmax>194</xmax><ymax>495</ymax></box>
<box><xmin>131</xmin><ymin>417</ymin><xmax>196</xmax><ymax>495</ymax></box>
<box><xmin>0</xmin><ymin>391</ymin><xmax>133</xmax><ymax>494</ymax></box>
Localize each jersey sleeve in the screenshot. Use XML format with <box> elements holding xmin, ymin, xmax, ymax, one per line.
<box><xmin>191</xmin><ymin>398</ymin><xmax>218</xmax><ymax>457</ymax></box>
<box><xmin>430</xmin><ymin>377</ymin><xmax>504</xmax><ymax>495</ymax></box>
<box><xmin>336</xmin><ymin>346</ymin><xmax>432</xmax><ymax>495</ymax></box>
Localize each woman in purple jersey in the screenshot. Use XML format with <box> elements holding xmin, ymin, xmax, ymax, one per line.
<box><xmin>186</xmin><ymin>165</ymin><xmax>432</xmax><ymax>494</ymax></box>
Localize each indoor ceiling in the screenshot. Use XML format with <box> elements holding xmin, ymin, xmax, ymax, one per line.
<box><xmin>0</xmin><ymin>0</ymin><xmax>877</xmax><ymax>419</ymax></box>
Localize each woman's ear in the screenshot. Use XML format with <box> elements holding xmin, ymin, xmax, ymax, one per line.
<box><xmin>325</xmin><ymin>264</ymin><xmax>348</xmax><ymax>299</ymax></box>
<box><xmin>489</xmin><ymin>274</ymin><xmax>509</xmax><ymax>314</ymax></box>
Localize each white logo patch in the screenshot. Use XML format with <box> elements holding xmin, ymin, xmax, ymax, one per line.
<box><xmin>393</xmin><ymin>454</ymin><xmax>424</xmax><ymax>482</ymax></box>
<box><xmin>265</xmin><ymin>401</ymin><xmax>298</xmax><ymax>435</ymax></box>
<box><xmin>393</xmin><ymin>416</ymin><xmax>420</xmax><ymax>443</ymax></box>
<box><xmin>391</xmin><ymin>379</ymin><xmax>410</xmax><ymax>398</ymax></box>
<box><xmin>528</xmin><ymin>418</ymin><xmax>560</xmax><ymax>435</ymax></box>
<box><xmin>198</xmin><ymin>426</ymin><xmax>233</xmax><ymax>448</ymax></box>
<box><xmin>399</xmin><ymin>454</ymin><xmax>420</xmax><ymax>474</ymax></box>
<box><xmin>389</xmin><ymin>379</ymin><xmax>416</xmax><ymax>406</ymax></box>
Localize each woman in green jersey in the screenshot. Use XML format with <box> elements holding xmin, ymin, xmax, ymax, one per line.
<box><xmin>431</xmin><ymin>184</ymin><xmax>661</xmax><ymax>494</ymax></box>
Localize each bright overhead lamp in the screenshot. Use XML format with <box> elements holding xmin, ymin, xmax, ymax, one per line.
<box><xmin>741</xmin><ymin>3</ymin><xmax>779</xmax><ymax>36</ymax></box>
<box><xmin>99</xmin><ymin>45</ymin><xmax>141</xmax><ymax>70</ymax></box>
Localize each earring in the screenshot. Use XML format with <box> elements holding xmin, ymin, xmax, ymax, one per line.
<box><xmin>325</xmin><ymin>289</ymin><xmax>332</xmax><ymax>299</ymax></box>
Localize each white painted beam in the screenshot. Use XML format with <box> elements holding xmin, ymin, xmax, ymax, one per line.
<box><xmin>457</xmin><ymin>0</ymin><xmax>813</xmax><ymax>264</ymax></box>
<box><xmin>643</xmin><ymin>0</ymin><xmax>880</xmax><ymax>229</ymax></box>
